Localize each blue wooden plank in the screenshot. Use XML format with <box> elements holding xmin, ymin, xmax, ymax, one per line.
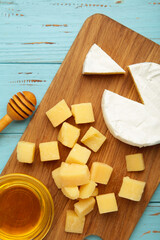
<box><xmin>151</xmin><ymin>185</ymin><xmax>160</xmax><ymax>203</ymax></box>
<box><xmin>0</xmin><ymin>0</ymin><xmax>159</xmax><ymax>63</ymax></box>
<box><xmin>0</xmin><ymin>134</ymin><xmax>21</xmax><ymax>173</ymax></box>
<box><xmin>0</xmin><ymin>63</ymin><xmax>60</xmax><ymax>133</ymax></box>
<box><xmin>130</xmin><ymin>203</ymin><xmax>160</xmax><ymax>240</ymax></box>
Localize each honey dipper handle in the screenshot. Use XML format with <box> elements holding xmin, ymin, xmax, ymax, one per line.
<box><xmin>0</xmin><ymin>114</ymin><xmax>13</xmax><ymax>132</ymax></box>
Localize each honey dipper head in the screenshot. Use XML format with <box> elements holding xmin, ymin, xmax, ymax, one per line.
<box><xmin>7</xmin><ymin>91</ymin><xmax>37</xmax><ymax>120</ymax></box>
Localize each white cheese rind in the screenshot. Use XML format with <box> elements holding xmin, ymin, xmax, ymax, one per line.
<box><xmin>82</xmin><ymin>44</ymin><xmax>125</xmax><ymax>75</ymax></box>
<box><xmin>101</xmin><ymin>89</ymin><xmax>160</xmax><ymax>147</ymax></box>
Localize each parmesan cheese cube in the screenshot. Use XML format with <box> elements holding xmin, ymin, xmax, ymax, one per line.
<box><xmin>46</xmin><ymin>99</ymin><xmax>72</xmax><ymax>127</ymax></box>
<box><xmin>61</xmin><ymin>186</ymin><xmax>79</xmax><ymax>200</ymax></box>
<box><xmin>39</xmin><ymin>141</ymin><xmax>60</xmax><ymax>162</ymax></box>
<box><xmin>90</xmin><ymin>162</ymin><xmax>113</xmax><ymax>185</ymax></box>
<box><xmin>71</xmin><ymin>103</ymin><xmax>95</xmax><ymax>124</ymax></box>
<box><xmin>17</xmin><ymin>141</ymin><xmax>35</xmax><ymax>164</ymax></box>
<box><xmin>79</xmin><ymin>180</ymin><xmax>97</xmax><ymax>199</ymax></box>
<box><xmin>81</xmin><ymin>126</ymin><xmax>106</xmax><ymax>152</ymax></box>
<box><xmin>60</xmin><ymin>162</ymin><xmax>90</xmax><ymax>187</ymax></box>
<box><xmin>118</xmin><ymin>176</ymin><xmax>146</xmax><ymax>201</ymax></box>
<box><xmin>65</xmin><ymin>210</ymin><xmax>85</xmax><ymax>234</ymax></box>
<box><xmin>91</xmin><ymin>187</ymin><xmax>99</xmax><ymax>197</ymax></box>
<box><xmin>96</xmin><ymin>193</ymin><xmax>118</xmax><ymax>214</ymax></box>
<box><xmin>74</xmin><ymin>197</ymin><xmax>95</xmax><ymax>217</ymax></box>
<box><xmin>125</xmin><ymin>153</ymin><xmax>145</xmax><ymax>171</ymax></box>
<box><xmin>52</xmin><ymin>167</ymin><xmax>61</xmax><ymax>189</ymax></box>
<box><xmin>65</xmin><ymin>143</ymin><xmax>91</xmax><ymax>165</ymax></box>
<box><xmin>58</xmin><ymin>122</ymin><xmax>80</xmax><ymax>148</ymax></box>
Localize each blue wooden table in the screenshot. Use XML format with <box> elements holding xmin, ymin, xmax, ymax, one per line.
<box><xmin>0</xmin><ymin>1</ymin><xmax>160</xmax><ymax>239</ymax></box>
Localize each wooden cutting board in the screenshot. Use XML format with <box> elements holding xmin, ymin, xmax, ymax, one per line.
<box><xmin>1</xmin><ymin>14</ymin><xmax>160</xmax><ymax>240</ymax></box>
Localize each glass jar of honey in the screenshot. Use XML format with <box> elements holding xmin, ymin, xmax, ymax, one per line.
<box><xmin>0</xmin><ymin>173</ymin><xmax>54</xmax><ymax>240</ymax></box>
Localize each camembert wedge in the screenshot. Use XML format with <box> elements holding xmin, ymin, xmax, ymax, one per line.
<box><xmin>128</xmin><ymin>62</ymin><xmax>160</xmax><ymax>113</ymax></box>
<box><xmin>82</xmin><ymin>44</ymin><xmax>125</xmax><ymax>75</ymax></box>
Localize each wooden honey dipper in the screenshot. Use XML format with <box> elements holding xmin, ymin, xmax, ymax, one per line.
<box><xmin>0</xmin><ymin>91</ymin><xmax>37</xmax><ymax>132</ymax></box>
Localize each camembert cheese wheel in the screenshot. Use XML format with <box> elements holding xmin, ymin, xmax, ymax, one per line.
<box><xmin>101</xmin><ymin>62</ymin><xmax>160</xmax><ymax>147</ymax></box>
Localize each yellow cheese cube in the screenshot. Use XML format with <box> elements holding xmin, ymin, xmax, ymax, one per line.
<box><xmin>17</xmin><ymin>141</ymin><xmax>35</xmax><ymax>163</ymax></box>
<box><xmin>91</xmin><ymin>187</ymin><xmax>99</xmax><ymax>197</ymax></box>
<box><xmin>71</xmin><ymin>103</ymin><xmax>95</xmax><ymax>124</ymax></box>
<box><xmin>125</xmin><ymin>153</ymin><xmax>145</xmax><ymax>171</ymax></box>
<box><xmin>90</xmin><ymin>162</ymin><xmax>113</xmax><ymax>185</ymax></box>
<box><xmin>65</xmin><ymin>143</ymin><xmax>91</xmax><ymax>165</ymax></box>
<box><xmin>96</xmin><ymin>193</ymin><xmax>118</xmax><ymax>214</ymax></box>
<box><xmin>81</xmin><ymin>126</ymin><xmax>106</xmax><ymax>152</ymax></box>
<box><xmin>61</xmin><ymin>186</ymin><xmax>79</xmax><ymax>200</ymax></box>
<box><xmin>79</xmin><ymin>180</ymin><xmax>97</xmax><ymax>199</ymax></box>
<box><xmin>65</xmin><ymin>210</ymin><xmax>85</xmax><ymax>234</ymax></box>
<box><xmin>46</xmin><ymin>99</ymin><xmax>72</xmax><ymax>127</ymax></box>
<box><xmin>118</xmin><ymin>176</ymin><xmax>146</xmax><ymax>201</ymax></box>
<box><xmin>74</xmin><ymin>197</ymin><xmax>95</xmax><ymax>217</ymax></box>
<box><xmin>52</xmin><ymin>167</ymin><xmax>61</xmax><ymax>189</ymax></box>
<box><xmin>58</xmin><ymin>122</ymin><xmax>80</xmax><ymax>148</ymax></box>
<box><xmin>60</xmin><ymin>162</ymin><xmax>90</xmax><ymax>187</ymax></box>
<box><xmin>39</xmin><ymin>141</ymin><xmax>60</xmax><ymax>162</ymax></box>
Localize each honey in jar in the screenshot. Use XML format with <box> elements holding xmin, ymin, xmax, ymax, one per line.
<box><xmin>0</xmin><ymin>173</ymin><xmax>54</xmax><ymax>240</ymax></box>
<box><xmin>0</xmin><ymin>185</ymin><xmax>41</xmax><ymax>235</ymax></box>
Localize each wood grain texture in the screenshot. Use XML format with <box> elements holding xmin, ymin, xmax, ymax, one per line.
<box><xmin>1</xmin><ymin>14</ymin><xmax>160</xmax><ymax>240</ymax></box>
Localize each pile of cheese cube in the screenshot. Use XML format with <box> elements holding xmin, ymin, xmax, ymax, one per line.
<box><xmin>17</xmin><ymin>99</ymin><xmax>146</xmax><ymax>234</ymax></box>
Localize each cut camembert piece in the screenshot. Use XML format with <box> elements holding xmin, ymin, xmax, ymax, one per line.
<box><xmin>101</xmin><ymin>62</ymin><xmax>160</xmax><ymax>148</ymax></box>
<box><xmin>128</xmin><ymin>62</ymin><xmax>160</xmax><ymax>114</ymax></box>
<box><xmin>82</xmin><ymin>44</ymin><xmax>125</xmax><ymax>75</ymax></box>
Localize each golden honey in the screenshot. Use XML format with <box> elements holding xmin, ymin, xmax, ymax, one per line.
<box><xmin>0</xmin><ymin>185</ymin><xmax>41</xmax><ymax>235</ymax></box>
<box><xmin>0</xmin><ymin>173</ymin><xmax>54</xmax><ymax>240</ymax></box>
